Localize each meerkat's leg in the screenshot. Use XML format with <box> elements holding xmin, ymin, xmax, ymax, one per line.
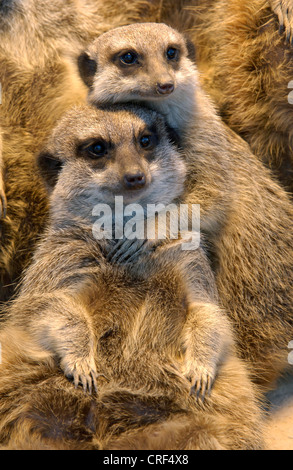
<box><xmin>160</xmin><ymin>242</ymin><xmax>233</xmax><ymax>401</ymax></box>
<box><xmin>14</xmin><ymin>291</ymin><xmax>99</xmax><ymax>393</ymax></box>
<box><xmin>110</xmin><ymin>237</ymin><xmax>231</xmax><ymax>401</ymax></box>
<box><xmin>180</xmin><ymin>302</ymin><xmax>231</xmax><ymax>401</ymax></box>
<box><xmin>177</xmin><ymin>245</ymin><xmax>232</xmax><ymax>401</ymax></box>
<box><xmin>270</xmin><ymin>0</ymin><xmax>293</xmax><ymax>43</ymax></box>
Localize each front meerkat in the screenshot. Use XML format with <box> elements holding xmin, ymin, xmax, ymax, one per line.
<box><xmin>79</xmin><ymin>23</ymin><xmax>293</xmax><ymax>388</ymax></box>
<box><xmin>2</xmin><ymin>104</ymin><xmax>231</xmax><ymax>399</ymax></box>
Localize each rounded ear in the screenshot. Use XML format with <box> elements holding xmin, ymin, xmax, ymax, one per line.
<box><xmin>184</xmin><ymin>35</ymin><xmax>196</xmax><ymax>63</ymax></box>
<box><xmin>78</xmin><ymin>51</ymin><xmax>97</xmax><ymax>88</ymax></box>
<box><xmin>37</xmin><ymin>151</ymin><xmax>64</xmax><ymax>189</ymax></box>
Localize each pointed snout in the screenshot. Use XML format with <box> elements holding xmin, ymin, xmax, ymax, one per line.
<box><xmin>118</xmin><ymin>146</ymin><xmax>149</xmax><ymax>191</ymax></box>
<box><xmin>123</xmin><ymin>172</ymin><xmax>146</xmax><ymax>190</ymax></box>
<box><xmin>156</xmin><ymin>82</ymin><xmax>175</xmax><ymax>95</ymax></box>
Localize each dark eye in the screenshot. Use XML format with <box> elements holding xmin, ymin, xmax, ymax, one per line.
<box><xmin>120</xmin><ymin>51</ymin><xmax>138</xmax><ymax>65</ymax></box>
<box><xmin>166</xmin><ymin>47</ymin><xmax>178</xmax><ymax>61</ymax></box>
<box><xmin>140</xmin><ymin>135</ymin><xmax>152</xmax><ymax>149</ymax></box>
<box><xmin>85</xmin><ymin>141</ymin><xmax>107</xmax><ymax>159</ymax></box>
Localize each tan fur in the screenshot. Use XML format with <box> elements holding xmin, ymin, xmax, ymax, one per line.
<box><xmin>0</xmin><ymin>334</ymin><xmax>265</xmax><ymax>450</ymax></box>
<box><xmin>0</xmin><ymin>104</ymin><xmax>265</xmax><ymax>450</ymax></box>
<box><xmin>0</xmin><ymin>342</ymin><xmax>265</xmax><ymax>450</ymax></box>
<box><xmin>0</xmin><ymin>129</ymin><xmax>7</xmax><ymax>219</ymax></box>
<box><xmin>0</xmin><ymin>0</ymin><xmax>161</xmax><ymax>65</ymax></box>
<box><xmin>81</xmin><ymin>23</ymin><xmax>293</xmax><ymax>388</ymax></box>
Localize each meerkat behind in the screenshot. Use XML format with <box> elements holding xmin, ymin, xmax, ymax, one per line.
<box><xmin>78</xmin><ymin>22</ymin><xmax>197</xmax><ymax>133</ymax></box>
<box><xmin>0</xmin><ymin>104</ymin><xmax>265</xmax><ymax>450</ymax></box>
<box><xmin>79</xmin><ymin>23</ymin><xmax>293</xmax><ymax>388</ymax></box>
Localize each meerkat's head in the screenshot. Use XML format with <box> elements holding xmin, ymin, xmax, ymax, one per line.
<box><xmin>38</xmin><ymin>104</ymin><xmax>186</xmax><ymax>220</ymax></box>
<box><xmin>78</xmin><ymin>23</ymin><xmax>197</xmax><ymax>115</ymax></box>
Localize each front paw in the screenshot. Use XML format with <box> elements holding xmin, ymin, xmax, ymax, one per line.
<box><xmin>61</xmin><ymin>354</ymin><xmax>99</xmax><ymax>394</ymax></box>
<box><xmin>184</xmin><ymin>362</ymin><xmax>216</xmax><ymax>402</ymax></box>
<box><xmin>107</xmin><ymin>238</ymin><xmax>157</xmax><ymax>264</ymax></box>
<box><xmin>271</xmin><ymin>0</ymin><xmax>293</xmax><ymax>44</ymax></box>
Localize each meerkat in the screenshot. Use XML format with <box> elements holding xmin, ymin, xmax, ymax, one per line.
<box><xmin>79</xmin><ymin>23</ymin><xmax>293</xmax><ymax>389</ymax></box>
<box><xmin>0</xmin><ymin>104</ymin><xmax>265</xmax><ymax>450</ymax></box>
<box><xmin>0</xmin><ymin>0</ymin><xmax>291</xmax><ymax>387</ymax></box>
<box><xmin>4</xmin><ymin>104</ymin><xmax>231</xmax><ymax>401</ymax></box>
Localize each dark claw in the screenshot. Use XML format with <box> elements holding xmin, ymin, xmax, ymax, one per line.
<box><xmin>0</xmin><ymin>192</ymin><xmax>7</xmax><ymax>220</ymax></box>
<box><xmin>108</xmin><ymin>239</ymin><xmax>135</xmax><ymax>264</ymax></box>
<box><xmin>190</xmin><ymin>373</ymin><xmax>214</xmax><ymax>402</ymax></box>
<box><xmin>106</xmin><ymin>239</ymin><xmax>125</xmax><ymax>262</ymax></box>
<box><xmin>197</xmin><ymin>382</ymin><xmax>204</xmax><ymax>401</ymax></box>
<box><xmin>74</xmin><ymin>372</ymin><xmax>79</xmax><ymax>390</ymax></box>
<box><xmin>195</xmin><ymin>379</ymin><xmax>202</xmax><ymax>399</ymax></box>
<box><xmin>72</xmin><ymin>371</ymin><xmax>105</xmax><ymax>394</ymax></box>
<box><xmin>207</xmin><ymin>376</ymin><xmax>212</xmax><ymax>396</ymax></box>
<box><xmin>201</xmin><ymin>382</ymin><xmax>208</xmax><ymax>402</ymax></box>
<box><xmin>124</xmin><ymin>241</ymin><xmax>148</xmax><ymax>264</ymax></box>
<box><xmin>92</xmin><ymin>373</ymin><xmax>98</xmax><ymax>394</ymax></box>
<box><xmin>114</xmin><ymin>241</ymin><xmax>138</xmax><ymax>264</ymax></box>
<box><xmin>81</xmin><ymin>376</ymin><xmax>88</xmax><ymax>394</ymax></box>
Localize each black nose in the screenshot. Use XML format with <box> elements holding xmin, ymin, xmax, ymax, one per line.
<box><xmin>123</xmin><ymin>172</ymin><xmax>146</xmax><ymax>190</ymax></box>
<box><xmin>156</xmin><ymin>82</ymin><xmax>175</xmax><ymax>95</ymax></box>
